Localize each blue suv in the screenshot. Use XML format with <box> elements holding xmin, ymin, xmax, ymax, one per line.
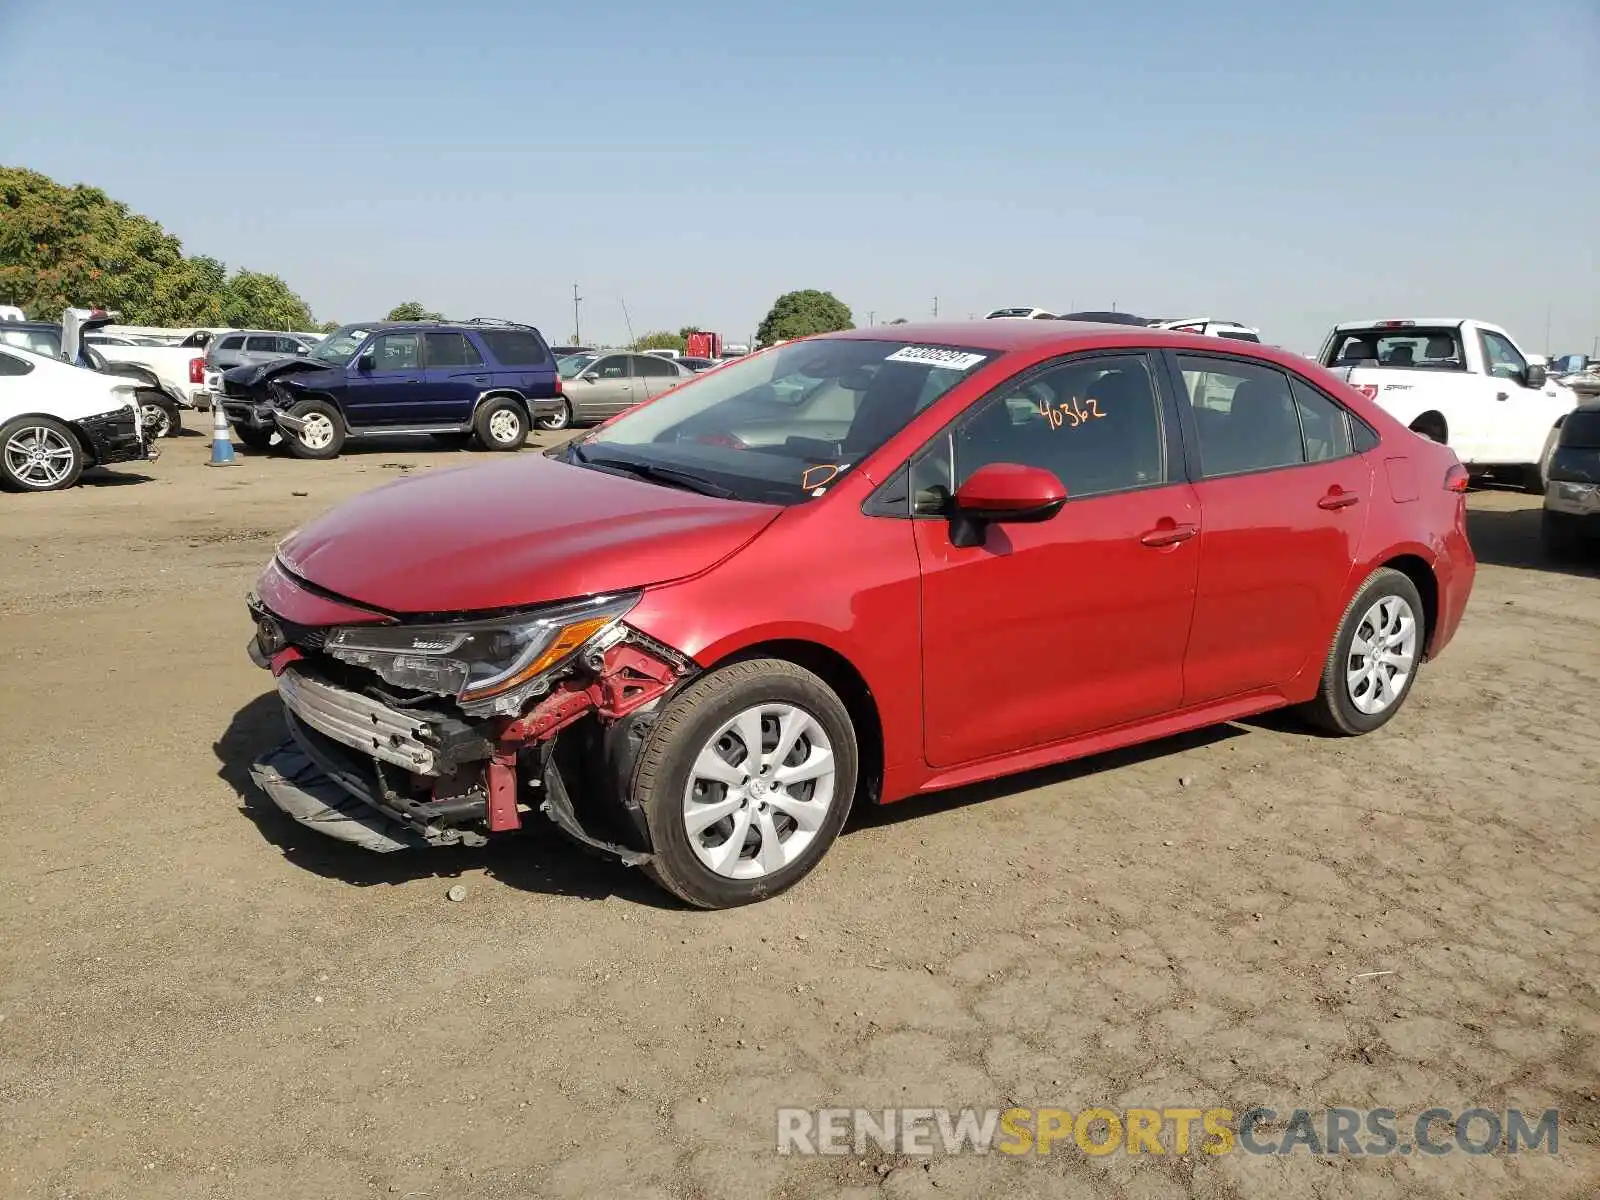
<box><xmin>216</xmin><ymin>319</ymin><xmax>564</xmax><ymax>459</ymax></box>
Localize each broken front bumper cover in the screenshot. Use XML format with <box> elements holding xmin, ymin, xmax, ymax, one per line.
<box><xmin>248</xmin><ymin>640</ymin><xmax>688</xmax><ymax>866</ymax></box>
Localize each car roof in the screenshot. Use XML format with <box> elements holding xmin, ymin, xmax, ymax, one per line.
<box><xmin>820</xmin><ymin>319</ymin><xmax>1325</xmax><ymax>377</ymax></box>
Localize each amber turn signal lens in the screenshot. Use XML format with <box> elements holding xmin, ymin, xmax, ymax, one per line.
<box><xmin>458</xmin><ymin>615</ymin><xmax>614</xmax><ymax>702</ymax></box>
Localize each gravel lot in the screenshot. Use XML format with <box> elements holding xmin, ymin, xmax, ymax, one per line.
<box><xmin>1</xmin><ymin>431</ymin><xmax>1596</xmax><ymax>1199</ymax></box>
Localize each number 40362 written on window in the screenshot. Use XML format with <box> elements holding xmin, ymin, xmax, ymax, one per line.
<box><xmin>1038</xmin><ymin>396</ymin><xmax>1106</xmax><ymax>431</ymax></box>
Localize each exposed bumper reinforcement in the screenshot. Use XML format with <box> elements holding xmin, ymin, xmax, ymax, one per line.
<box><xmin>250</xmin><ymin>736</ymin><xmax>432</xmax><ymax>853</ymax></box>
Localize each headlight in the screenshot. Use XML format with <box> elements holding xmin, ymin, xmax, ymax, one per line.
<box><xmin>325</xmin><ymin>592</ymin><xmax>640</xmax><ymax>715</ymax></box>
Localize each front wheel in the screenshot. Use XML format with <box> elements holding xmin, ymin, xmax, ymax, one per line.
<box><xmin>473</xmin><ymin>398</ymin><xmax>528</xmax><ymax>451</ymax></box>
<box><xmin>1302</xmin><ymin>567</ymin><xmax>1425</xmax><ymax>735</ymax></box>
<box><xmin>634</xmin><ymin>659</ymin><xmax>858</xmax><ymax>908</ymax></box>
<box><xmin>283</xmin><ymin>398</ymin><xmax>345</xmax><ymax>460</ymax></box>
<box><xmin>536</xmin><ymin>399</ymin><xmax>573</xmax><ymax>431</ymax></box>
<box><xmin>232</xmin><ymin>425</ymin><xmax>274</xmax><ymax>452</ymax></box>
<box><xmin>1523</xmin><ymin>429</ymin><xmax>1559</xmax><ymax>494</ymax></box>
<box><xmin>0</xmin><ymin>416</ymin><xmax>86</xmax><ymax>492</ymax></box>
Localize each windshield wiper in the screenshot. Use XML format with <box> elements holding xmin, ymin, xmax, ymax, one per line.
<box><xmin>570</xmin><ymin>447</ymin><xmax>734</xmax><ymax>498</ymax></box>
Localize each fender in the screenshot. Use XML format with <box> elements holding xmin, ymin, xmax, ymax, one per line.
<box><xmin>470</xmin><ymin>388</ymin><xmax>529</xmax><ymax>422</ymax></box>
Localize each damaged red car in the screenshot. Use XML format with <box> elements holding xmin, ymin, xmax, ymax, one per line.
<box><xmin>246</xmin><ymin>320</ymin><xmax>1475</xmax><ymax>908</ymax></box>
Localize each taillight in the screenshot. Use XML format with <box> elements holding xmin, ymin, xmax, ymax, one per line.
<box><xmin>188</xmin><ymin>357</ymin><xmax>205</xmax><ymax>383</ymax></box>
<box><xmin>1444</xmin><ymin>464</ymin><xmax>1470</xmax><ymax>493</ymax></box>
<box><xmin>1353</xmin><ymin>384</ymin><xmax>1378</xmax><ymax>401</ymax></box>
<box><xmin>553</xmin><ymin>376</ymin><xmax>562</xmax><ymax>395</ymax></box>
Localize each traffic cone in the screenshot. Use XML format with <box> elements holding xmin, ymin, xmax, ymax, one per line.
<box><xmin>208</xmin><ymin>401</ymin><xmax>238</xmax><ymax>467</ymax></box>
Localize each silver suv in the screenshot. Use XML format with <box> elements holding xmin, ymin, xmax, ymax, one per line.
<box><xmin>205</xmin><ymin>331</ymin><xmax>319</xmax><ymax>372</ymax></box>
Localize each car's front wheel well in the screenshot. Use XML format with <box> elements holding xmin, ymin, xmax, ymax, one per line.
<box><xmin>1409</xmin><ymin>412</ymin><xmax>1448</xmax><ymax>444</ymax></box>
<box><xmin>714</xmin><ymin>639</ymin><xmax>884</xmax><ymax>806</ymax></box>
<box><xmin>293</xmin><ymin>392</ymin><xmax>346</xmax><ymax>427</ymax></box>
<box><xmin>1379</xmin><ymin>554</ymin><xmax>1438</xmax><ymax>653</ymax></box>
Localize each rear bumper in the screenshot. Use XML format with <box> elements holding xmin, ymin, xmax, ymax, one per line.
<box><xmin>1544</xmin><ymin>480</ymin><xmax>1600</xmax><ymax>520</ymax></box>
<box><xmin>1428</xmin><ymin>522</ymin><xmax>1475</xmax><ymax>660</ymax></box>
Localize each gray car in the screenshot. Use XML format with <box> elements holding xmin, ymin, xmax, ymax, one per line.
<box><xmin>551</xmin><ymin>351</ymin><xmax>692</xmax><ymax>428</ymax></box>
<box><xmin>205</xmin><ymin>330</ymin><xmax>319</xmax><ymax>373</ymax></box>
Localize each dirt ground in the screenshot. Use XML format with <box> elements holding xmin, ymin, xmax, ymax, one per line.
<box><xmin>1</xmin><ymin>429</ymin><xmax>1596</xmax><ymax>1200</ymax></box>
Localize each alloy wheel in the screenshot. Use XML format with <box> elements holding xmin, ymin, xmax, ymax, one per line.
<box><xmin>683</xmin><ymin>703</ymin><xmax>837</xmax><ymax>879</ymax></box>
<box><xmin>140</xmin><ymin>401</ymin><xmax>171</xmax><ymax>439</ymax></box>
<box><xmin>299</xmin><ymin>413</ymin><xmax>335</xmax><ymax>450</ymax></box>
<box><xmin>489</xmin><ymin>408</ymin><xmax>522</xmax><ymax>443</ymax></box>
<box><xmin>4</xmin><ymin>425</ymin><xmax>76</xmax><ymax>488</ymax></box>
<box><xmin>1346</xmin><ymin>595</ymin><xmax>1417</xmax><ymax>715</ymax></box>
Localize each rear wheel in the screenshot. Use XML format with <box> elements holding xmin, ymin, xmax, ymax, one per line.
<box><xmin>634</xmin><ymin>659</ymin><xmax>858</xmax><ymax>909</ymax></box>
<box><xmin>1302</xmin><ymin>567</ymin><xmax>1425</xmax><ymax>735</ymax></box>
<box><xmin>1541</xmin><ymin>510</ymin><xmax>1584</xmax><ymax>560</ymax></box>
<box><xmin>536</xmin><ymin>399</ymin><xmax>573</xmax><ymax>431</ymax></box>
<box><xmin>283</xmin><ymin>398</ymin><xmax>345</xmax><ymax>460</ymax></box>
<box><xmin>473</xmin><ymin>397</ymin><xmax>528</xmax><ymax>451</ymax></box>
<box><xmin>0</xmin><ymin>416</ymin><xmax>86</xmax><ymax>492</ymax></box>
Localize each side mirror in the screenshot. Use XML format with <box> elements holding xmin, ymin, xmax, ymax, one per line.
<box><xmin>580</xmin><ymin>370</ymin><xmax>601</xmax><ymax>383</ymax></box>
<box><xmin>948</xmin><ymin>463</ymin><xmax>1067</xmax><ymax>547</ymax></box>
<box><xmin>1524</xmin><ymin>363</ymin><xmax>1547</xmax><ymax>389</ymax></box>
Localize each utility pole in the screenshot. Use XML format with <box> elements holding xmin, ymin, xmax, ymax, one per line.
<box><xmin>932</xmin><ymin>296</ymin><xmax>939</xmax><ymax>318</ymax></box>
<box><xmin>868</xmin><ymin>311</ymin><xmax>875</xmax><ymax>326</ymax></box>
<box><xmin>572</xmin><ymin>283</ymin><xmax>583</xmax><ymax>345</ymax></box>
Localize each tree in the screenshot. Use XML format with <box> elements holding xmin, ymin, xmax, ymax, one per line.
<box><xmin>0</xmin><ymin>165</ymin><xmax>324</xmax><ymax>329</ymax></box>
<box><xmin>632</xmin><ymin>329</ymin><xmax>685</xmax><ymax>352</ymax></box>
<box><xmin>319</xmin><ymin>319</ymin><xmax>342</xmax><ymax>333</ymax></box>
<box><xmin>386</xmin><ymin>301</ymin><xmax>444</xmax><ymax>322</ymax></box>
<box><xmin>677</xmin><ymin>325</ymin><xmax>701</xmax><ymax>340</ymax></box>
<box><xmin>755</xmin><ymin>289</ymin><xmax>854</xmax><ymax>346</ymax></box>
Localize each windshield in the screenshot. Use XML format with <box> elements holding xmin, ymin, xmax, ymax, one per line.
<box><xmin>558</xmin><ymin>353</ymin><xmax>600</xmax><ymax>378</ymax></box>
<box><xmin>570</xmin><ymin>337</ymin><xmax>998</xmax><ymax>505</ymax></box>
<box><xmin>309</xmin><ymin>326</ymin><xmax>373</xmax><ymax>366</ymax></box>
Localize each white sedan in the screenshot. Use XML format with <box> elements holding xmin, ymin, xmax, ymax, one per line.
<box><xmin>0</xmin><ymin>345</ymin><xmax>157</xmax><ymax>492</ymax></box>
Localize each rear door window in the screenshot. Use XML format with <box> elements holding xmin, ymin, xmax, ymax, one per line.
<box><xmin>220</xmin><ymin>335</ymin><xmax>246</xmax><ymax>350</ymax></box>
<box><xmin>632</xmin><ymin>355</ymin><xmax>679</xmax><ymax>378</ymax></box>
<box><xmin>423</xmin><ymin>332</ymin><xmax>484</xmax><ymax>368</ymax></box>
<box><xmin>1288</xmin><ymin>377</ymin><xmax>1354</xmax><ymax>462</ymax></box>
<box><xmin>1177</xmin><ymin>356</ymin><xmax>1306</xmax><ymax>477</ymax></box>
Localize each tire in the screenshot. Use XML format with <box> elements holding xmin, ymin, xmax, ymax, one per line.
<box><xmin>1523</xmin><ymin>429</ymin><xmax>1559</xmax><ymax>494</ymax></box>
<box><xmin>1302</xmin><ymin>567</ymin><xmax>1427</xmax><ymax>736</ymax></box>
<box><xmin>232</xmin><ymin>425</ymin><xmax>274</xmax><ymax>452</ymax></box>
<box><xmin>136</xmin><ymin>390</ymin><xmax>181</xmax><ymax>439</ymax></box>
<box><xmin>1541</xmin><ymin>510</ymin><xmax>1583</xmax><ymax>560</ymax></box>
<box><xmin>1410</xmin><ymin>419</ymin><xmax>1446</xmax><ymax>444</ymax></box>
<box><xmin>633</xmin><ymin>659</ymin><xmax>858</xmax><ymax>909</ymax></box>
<box><xmin>0</xmin><ymin>416</ymin><xmax>86</xmax><ymax>492</ymax></box>
<box><xmin>473</xmin><ymin>397</ymin><xmax>529</xmax><ymax>451</ymax></box>
<box><xmin>536</xmin><ymin>399</ymin><xmax>573</xmax><ymax>432</ymax></box>
<box><xmin>283</xmin><ymin>398</ymin><xmax>345</xmax><ymax>460</ymax></box>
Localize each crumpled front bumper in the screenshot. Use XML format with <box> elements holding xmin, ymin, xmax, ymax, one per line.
<box><xmin>77</xmin><ymin>407</ymin><xmax>158</xmax><ymax>466</ymax></box>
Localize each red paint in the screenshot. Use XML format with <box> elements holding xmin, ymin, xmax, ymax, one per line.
<box><xmin>952</xmin><ymin>462</ymin><xmax>1066</xmax><ymax>514</ymax></box>
<box><xmin>268</xmin><ymin>647</ymin><xmax>304</xmax><ymax>676</ymax></box>
<box><xmin>255</xmin><ymin>558</ymin><xmax>392</xmax><ymax>627</ymax></box>
<box><xmin>485</xmin><ymin>754</ymin><xmax>521</xmax><ymax>831</ymax></box>
<box><xmin>275</xmin><ymin>454</ymin><xmax>780</xmax><ymax>614</ymax></box>
<box><xmin>262</xmin><ymin>320</ymin><xmax>1476</xmax><ymax>808</ymax></box>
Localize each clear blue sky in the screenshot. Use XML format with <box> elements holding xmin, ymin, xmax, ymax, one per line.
<box><xmin>2</xmin><ymin>0</ymin><xmax>1596</xmax><ymax>353</ymax></box>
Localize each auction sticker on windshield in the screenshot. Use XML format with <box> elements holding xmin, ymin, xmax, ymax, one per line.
<box><xmin>885</xmin><ymin>346</ymin><xmax>989</xmax><ymax>370</ymax></box>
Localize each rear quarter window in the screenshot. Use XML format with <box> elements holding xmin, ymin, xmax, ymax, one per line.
<box><xmin>478</xmin><ymin>329</ymin><xmax>552</xmax><ymax>367</ymax></box>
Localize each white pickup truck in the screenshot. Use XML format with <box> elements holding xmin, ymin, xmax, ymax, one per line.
<box><xmin>1318</xmin><ymin>318</ymin><xmax>1577</xmax><ymax>490</ymax></box>
<box><xmin>92</xmin><ymin>340</ymin><xmax>212</xmax><ymax>409</ymax></box>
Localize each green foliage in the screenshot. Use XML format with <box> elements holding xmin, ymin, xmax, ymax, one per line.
<box><xmin>755</xmin><ymin>289</ymin><xmax>854</xmax><ymax>346</ymax></box>
<box><xmin>319</xmin><ymin>319</ymin><xmax>342</xmax><ymax>333</ymax></box>
<box><xmin>631</xmin><ymin>329</ymin><xmax>686</xmax><ymax>352</ymax></box>
<box><xmin>385</xmin><ymin>301</ymin><xmax>444</xmax><ymax>322</ymax></box>
<box><xmin>0</xmin><ymin>165</ymin><xmax>321</xmax><ymax>329</ymax></box>
<box><xmin>677</xmin><ymin>325</ymin><xmax>700</xmax><ymax>340</ymax></box>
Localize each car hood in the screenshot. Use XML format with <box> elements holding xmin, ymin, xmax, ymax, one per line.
<box><xmin>276</xmin><ymin>454</ymin><xmax>782</xmax><ymax>615</ymax></box>
<box><xmin>225</xmin><ymin>358</ymin><xmax>337</xmax><ymax>388</ymax></box>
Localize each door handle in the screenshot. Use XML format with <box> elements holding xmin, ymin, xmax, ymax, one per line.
<box><xmin>1139</xmin><ymin>522</ymin><xmax>1197</xmax><ymax>547</ymax></box>
<box><xmin>1317</xmin><ymin>489</ymin><xmax>1361</xmax><ymax>510</ymax></box>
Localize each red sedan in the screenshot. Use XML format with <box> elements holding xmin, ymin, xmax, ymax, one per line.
<box><xmin>247</xmin><ymin>320</ymin><xmax>1475</xmax><ymax>908</ymax></box>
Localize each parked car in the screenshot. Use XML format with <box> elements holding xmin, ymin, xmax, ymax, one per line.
<box><xmin>551</xmin><ymin>344</ymin><xmax>597</xmax><ymax>359</ymax></box>
<box><xmin>243</xmin><ymin>319</ymin><xmax>1475</xmax><ymax>908</ymax></box>
<box><xmin>205</xmin><ymin>330</ymin><xmax>320</xmax><ymax>373</ymax></box>
<box><xmin>1542</xmin><ymin>403</ymin><xmax>1600</xmax><ymax>558</ymax></box>
<box><xmin>551</xmin><ymin>351</ymin><xmax>693</xmax><ymax>428</ymax></box>
<box><xmin>986</xmin><ymin>307</ymin><xmax>1057</xmax><ymax>319</ymax></box>
<box><xmin>677</xmin><ymin>356</ymin><xmax>722</xmax><ymax>373</ymax></box>
<box><xmin>0</xmin><ymin>344</ymin><xmax>157</xmax><ymax>491</ymax></box>
<box><xmin>1317</xmin><ymin>318</ymin><xmax>1577</xmax><ymax>491</ymax></box>
<box><xmin>216</xmin><ymin>320</ymin><xmax>564</xmax><ymax>458</ymax></box>
<box><xmin>1056</xmin><ymin>312</ymin><xmax>1263</xmax><ymax>342</ymax></box>
<box><xmin>0</xmin><ymin>317</ymin><xmax>185</xmax><ymax>437</ymax></box>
